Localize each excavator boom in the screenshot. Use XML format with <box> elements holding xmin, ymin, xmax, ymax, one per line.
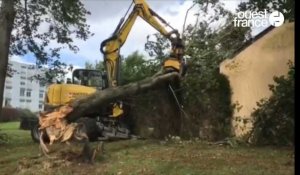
<box><xmin>100</xmin><ymin>0</ymin><xmax>185</xmax><ymax>88</ymax></box>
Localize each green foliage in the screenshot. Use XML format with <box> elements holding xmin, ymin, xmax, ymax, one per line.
<box><xmin>182</xmin><ymin>71</ymin><xmax>233</xmax><ymax>140</ymax></box>
<box><xmin>19</xmin><ymin>109</ymin><xmax>37</xmax><ymax>130</ymax></box>
<box><xmin>19</xmin><ymin>109</ymin><xmax>36</xmax><ymax>119</ymax></box>
<box><xmin>12</xmin><ymin>0</ymin><xmax>92</xmax><ymax>57</ymax></box>
<box><xmin>178</xmin><ymin>1</ymin><xmax>250</xmax><ymax>140</ymax></box>
<box><xmin>116</xmin><ymin>0</ymin><xmax>253</xmax><ymax>140</ymax></box>
<box><xmin>85</xmin><ymin>60</ymin><xmax>105</xmax><ymax>71</ymax></box>
<box><xmin>249</xmin><ymin>63</ymin><xmax>294</xmax><ymax>146</ymax></box>
<box><xmin>145</xmin><ymin>33</ymin><xmax>170</xmax><ymax>63</ymax></box>
<box><xmin>141</xmin><ymin>0</ymin><xmax>252</xmax><ymax>140</ymax></box>
<box><xmin>0</xmin><ymin>132</ymin><xmax>9</xmax><ymax>145</ymax></box>
<box><xmin>8</xmin><ymin>0</ymin><xmax>92</xmax><ymax>82</ymax></box>
<box><xmin>84</xmin><ymin>51</ymin><xmax>158</xmax><ymax>85</ymax></box>
<box><xmin>120</xmin><ymin>51</ymin><xmax>159</xmax><ymax>85</ymax></box>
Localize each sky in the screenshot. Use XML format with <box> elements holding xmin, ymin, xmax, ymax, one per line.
<box><xmin>11</xmin><ymin>0</ymin><xmax>268</xmax><ymax>68</ymax></box>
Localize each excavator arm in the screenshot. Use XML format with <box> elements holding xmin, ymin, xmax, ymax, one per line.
<box><xmin>100</xmin><ymin>0</ymin><xmax>185</xmax><ymax>88</ymax></box>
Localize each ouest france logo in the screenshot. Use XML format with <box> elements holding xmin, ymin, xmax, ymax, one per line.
<box><xmin>233</xmin><ymin>10</ymin><xmax>285</xmax><ymax>27</ymax></box>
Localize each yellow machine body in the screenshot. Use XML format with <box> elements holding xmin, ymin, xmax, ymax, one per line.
<box><xmin>46</xmin><ymin>84</ymin><xmax>97</xmax><ymax>106</ymax></box>
<box><xmin>46</xmin><ymin>83</ymin><xmax>124</xmax><ymax>118</ymax></box>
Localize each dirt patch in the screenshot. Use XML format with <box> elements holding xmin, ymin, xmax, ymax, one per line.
<box><xmin>16</xmin><ymin>157</ymin><xmax>68</xmax><ymax>175</ymax></box>
<box><xmin>16</xmin><ymin>152</ymin><xmax>88</xmax><ymax>174</ymax></box>
<box><xmin>14</xmin><ymin>143</ymin><xmax>103</xmax><ymax>175</ymax></box>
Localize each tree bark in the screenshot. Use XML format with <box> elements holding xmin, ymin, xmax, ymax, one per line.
<box><xmin>0</xmin><ymin>0</ymin><xmax>16</xmax><ymax>118</ymax></box>
<box><xmin>66</xmin><ymin>72</ymin><xmax>180</xmax><ymax>123</ymax></box>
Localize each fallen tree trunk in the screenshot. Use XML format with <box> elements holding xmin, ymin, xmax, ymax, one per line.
<box><xmin>66</xmin><ymin>72</ymin><xmax>180</xmax><ymax>123</ymax></box>
<box><xmin>37</xmin><ymin>72</ymin><xmax>179</xmax><ymax>159</ymax></box>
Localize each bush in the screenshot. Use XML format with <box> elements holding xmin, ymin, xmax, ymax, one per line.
<box><xmin>126</xmin><ymin>70</ymin><xmax>233</xmax><ymax>141</ymax></box>
<box><xmin>248</xmin><ymin>63</ymin><xmax>294</xmax><ymax>146</ymax></box>
<box><xmin>180</xmin><ymin>70</ymin><xmax>233</xmax><ymax>141</ymax></box>
<box><xmin>126</xmin><ymin>83</ymin><xmax>182</xmax><ymax>139</ymax></box>
<box><xmin>19</xmin><ymin>109</ymin><xmax>38</xmax><ymax>130</ymax></box>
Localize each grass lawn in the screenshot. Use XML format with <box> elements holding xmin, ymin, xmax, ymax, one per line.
<box><xmin>0</xmin><ymin>122</ymin><xmax>294</xmax><ymax>175</ymax></box>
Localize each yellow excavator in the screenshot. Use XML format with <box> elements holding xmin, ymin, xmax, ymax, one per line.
<box><xmin>30</xmin><ymin>0</ymin><xmax>185</xmax><ymax>142</ymax></box>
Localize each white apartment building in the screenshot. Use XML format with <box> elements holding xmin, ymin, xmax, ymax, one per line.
<box><xmin>3</xmin><ymin>60</ymin><xmax>47</xmax><ymax>112</ymax></box>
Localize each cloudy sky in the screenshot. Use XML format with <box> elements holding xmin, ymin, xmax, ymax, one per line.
<box><xmin>12</xmin><ymin>0</ymin><xmax>260</xmax><ymax>68</ymax></box>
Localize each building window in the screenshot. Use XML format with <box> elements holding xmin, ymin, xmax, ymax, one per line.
<box><xmin>26</xmin><ymin>99</ymin><xmax>31</xmax><ymax>103</ymax></box>
<box><xmin>20</xmin><ymin>82</ymin><xmax>25</xmax><ymax>85</ymax></box>
<box><xmin>20</xmin><ymin>88</ymin><xmax>25</xmax><ymax>96</ymax></box>
<box><xmin>21</xmin><ymin>65</ymin><xmax>27</xmax><ymax>69</ymax></box>
<box><xmin>26</xmin><ymin>91</ymin><xmax>31</xmax><ymax>97</ymax></box>
<box><xmin>28</xmin><ymin>65</ymin><xmax>35</xmax><ymax>70</ymax></box>
<box><xmin>5</xmin><ymin>86</ymin><xmax>12</xmax><ymax>89</ymax></box>
<box><xmin>4</xmin><ymin>98</ymin><xmax>11</xmax><ymax>107</ymax></box>
<box><xmin>39</xmin><ymin>104</ymin><xmax>43</xmax><ymax>109</ymax></box>
<box><xmin>39</xmin><ymin>93</ymin><xmax>43</xmax><ymax>98</ymax></box>
<box><xmin>26</xmin><ymin>90</ymin><xmax>31</xmax><ymax>97</ymax></box>
<box><xmin>20</xmin><ymin>99</ymin><xmax>25</xmax><ymax>102</ymax></box>
<box><xmin>21</xmin><ymin>76</ymin><xmax>26</xmax><ymax>79</ymax></box>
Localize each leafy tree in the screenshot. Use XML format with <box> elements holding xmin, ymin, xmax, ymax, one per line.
<box><xmin>85</xmin><ymin>62</ymin><xmax>94</xmax><ymax>70</ymax></box>
<box><xmin>0</xmin><ymin>0</ymin><xmax>92</xmax><ymax>117</ymax></box>
<box><xmin>84</xmin><ymin>51</ymin><xmax>158</xmax><ymax>85</ymax></box>
<box><xmin>120</xmin><ymin>51</ymin><xmax>158</xmax><ymax>85</ymax></box>
<box><xmin>248</xmin><ymin>62</ymin><xmax>294</xmax><ymax>146</ymax></box>
<box><xmin>182</xmin><ymin>1</ymin><xmax>253</xmax><ymax>139</ymax></box>
<box><xmin>145</xmin><ymin>33</ymin><xmax>170</xmax><ymax>63</ymax></box>
<box><xmin>145</xmin><ymin>0</ymin><xmax>251</xmax><ymax>139</ymax></box>
<box><xmin>85</xmin><ymin>60</ymin><xmax>105</xmax><ymax>71</ymax></box>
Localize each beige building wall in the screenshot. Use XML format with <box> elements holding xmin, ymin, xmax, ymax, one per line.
<box><xmin>220</xmin><ymin>22</ymin><xmax>294</xmax><ymax>137</ymax></box>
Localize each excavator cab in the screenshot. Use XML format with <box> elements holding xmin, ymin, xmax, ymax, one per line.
<box><xmin>44</xmin><ymin>69</ymin><xmax>106</xmax><ymax>108</ymax></box>
<box><xmin>72</xmin><ymin>69</ymin><xmax>107</xmax><ymax>89</ymax></box>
